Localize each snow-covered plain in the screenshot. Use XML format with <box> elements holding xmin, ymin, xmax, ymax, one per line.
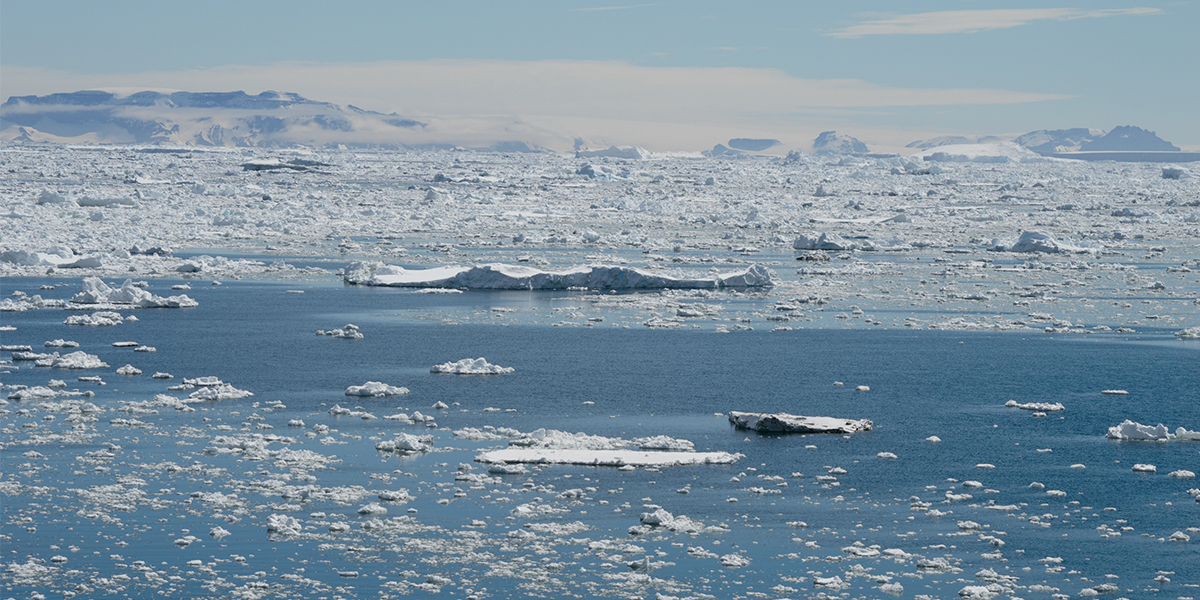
<box><xmin>2</xmin><ymin>143</ymin><xmax>1199</xmax><ymax>599</ymax></box>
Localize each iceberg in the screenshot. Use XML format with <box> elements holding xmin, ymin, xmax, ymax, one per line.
<box><xmin>727</xmin><ymin>411</ymin><xmax>873</xmax><ymax>434</ymax></box>
<box><xmin>992</xmin><ymin>231</ymin><xmax>1093</xmax><ymax>254</ymax></box>
<box><xmin>71</xmin><ymin>277</ymin><xmax>197</xmax><ymax>308</ymax></box>
<box><xmin>1106</xmin><ymin>420</ymin><xmax>1169</xmax><ymax>441</ymax></box>
<box><xmin>431</xmin><ymin>358</ymin><xmax>514</xmax><ymax>375</ymax></box>
<box><xmin>344</xmin><ymin>262</ymin><xmax>775</xmax><ymax>290</ymax></box>
<box><xmin>345</xmin><ymin>381</ymin><xmax>410</xmax><ymax>397</ymax></box>
<box><xmin>575</xmin><ymin>145</ymin><xmax>651</xmax><ymax>160</ymax></box>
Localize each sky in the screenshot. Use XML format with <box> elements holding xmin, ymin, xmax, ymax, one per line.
<box><xmin>1</xmin><ymin>1</ymin><xmax>1195</xmax><ymax>152</ymax></box>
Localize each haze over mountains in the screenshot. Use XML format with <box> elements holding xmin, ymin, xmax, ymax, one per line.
<box><xmin>0</xmin><ymin>89</ymin><xmax>1188</xmax><ymax>158</ymax></box>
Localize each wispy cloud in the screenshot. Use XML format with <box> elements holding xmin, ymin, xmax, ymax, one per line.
<box><xmin>829</xmin><ymin>7</ymin><xmax>1161</xmax><ymax>38</ymax></box>
<box><xmin>0</xmin><ymin>60</ymin><xmax>1072</xmax><ymax>151</ymax></box>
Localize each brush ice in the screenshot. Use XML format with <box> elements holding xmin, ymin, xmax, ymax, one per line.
<box><xmin>727</xmin><ymin>411</ymin><xmax>872</xmax><ymax>434</ymax></box>
<box><xmin>345</xmin><ymin>262</ymin><xmax>774</xmax><ymax>290</ymax></box>
<box><xmin>344</xmin><ymin>381</ymin><xmax>410</xmax><ymax>397</ymax></box>
<box><xmin>431</xmin><ymin>357</ymin><xmax>514</xmax><ymax>374</ymax></box>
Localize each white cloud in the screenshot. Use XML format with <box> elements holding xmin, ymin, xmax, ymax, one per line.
<box><xmin>1</xmin><ymin>60</ymin><xmax>1072</xmax><ymax>151</ymax></box>
<box><xmin>829</xmin><ymin>7</ymin><xmax>1161</xmax><ymax>38</ymax></box>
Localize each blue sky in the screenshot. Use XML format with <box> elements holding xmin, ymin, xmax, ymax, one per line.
<box><xmin>2</xmin><ymin>1</ymin><xmax>1195</xmax><ymax>151</ymax></box>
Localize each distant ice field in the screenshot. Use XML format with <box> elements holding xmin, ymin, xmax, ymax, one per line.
<box><xmin>1</xmin><ymin>146</ymin><xmax>1199</xmax><ymax>598</ymax></box>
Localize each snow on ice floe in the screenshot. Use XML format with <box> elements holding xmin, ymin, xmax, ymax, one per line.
<box><xmin>1175</xmin><ymin>326</ymin><xmax>1200</xmax><ymax>338</ymax></box>
<box><xmin>727</xmin><ymin>411</ymin><xmax>872</xmax><ymax>434</ymax></box>
<box><xmin>344</xmin><ymin>261</ymin><xmax>774</xmax><ymax>290</ymax></box>
<box><xmin>345</xmin><ymin>381</ymin><xmax>410</xmax><ymax>397</ymax></box>
<box><xmin>71</xmin><ymin>277</ymin><xmax>197</xmax><ymax>308</ymax></box>
<box><xmin>431</xmin><ymin>357</ymin><xmax>514</xmax><ymax>375</ymax></box>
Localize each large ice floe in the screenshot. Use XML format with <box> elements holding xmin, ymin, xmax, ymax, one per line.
<box><xmin>727</xmin><ymin>411</ymin><xmax>873</xmax><ymax>433</ymax></box>
<box><xmin>475</xmin><ymin>428</ymin><xmax>741</xmax><ymax>467</ymax></box>
<box><xmin>1106</xmin><ymin>420</ymin><xmax>1200</xmax><ymax>441</ymax></box>
<box><xmin>344</xmin><ymin>262</ymin><xmax>775</xmax><ymax>290</ymax></box>
<box><xmin>430</xmin><ymin>358</ymin><xmax>514</xmax><ymax>374</ymax></box>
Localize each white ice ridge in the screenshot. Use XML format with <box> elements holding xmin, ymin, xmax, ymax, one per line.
<box><xmin>1106</xmin><ymin>419</ymin><xmax>1200</xmax><ymax>441</ymax></box>
<box><xmin>71</xmin><ymin>277</ymin><xmax>197</xmax><ymax>308</ymax></box>
<box><xmin>727</xmin><ymin>411</ymin><xmax>873</xmax><ymax>434</ymax></box>
<box><xmin>344</xmin><ymin>261</ymin><xmax>775</xmax><ymax>290</ymax></box>
<box><xmin>431</xmin><ymin>358</ymin><xmax>514</xmax><ymax>375</ymax></box>
<box><xmin>345</xmin><ymin>381</ymin><xmax>410</xmax><ymax>397</ymax></box>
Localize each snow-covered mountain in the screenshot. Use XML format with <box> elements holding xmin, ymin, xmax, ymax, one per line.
<box><xmin>0</xmin><ymin>89</ymin><xmax>541</xmax><ymax>151</ymax></box>
<box><xmin>1012</xmin><ymin>126</ymin><xmax>1179</xmax><ymax>155</ymax></box>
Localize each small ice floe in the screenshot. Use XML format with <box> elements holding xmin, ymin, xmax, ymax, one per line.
<box><xmin>63</xmin><ymin>311</ymin><xmax>124</xmax><ymax>326</ymax></box>
<box><xmin>855</xmin><ymin>385</ymin><xmax>870</xmax><ymax>392</ymax></box>
<box><xmin>44</xmin><ymin>339</ymin><xmax>79</xmax><ymax>348</ymax></box>
<box><xmin>1005</xmin><ymin>400</ymin><xmax>1064</xmax><ymax>412</ymax></box>
<box><xmin>116</xmin><ymin>364</ymin><xmax>142</xmax><ymax>376</ymax></box>
<box><xmin>1168</xmin><ymin>470</ymin><xmax>1195</xmax><ymax>479</ymax></box>
<box><xmin>375</xmin><ymin>433</ymin><xmax>433</xmax><ymax>453</ymax></box>
<box><xmin>926</xmin><ymin>436</ymin><xmax>942</xmax><ymax>442</ymax></box>
<box><xmin>188</xmin><ymin>383</ymin><xmax>253</xmax><ymax>401</ymax></box>
<box><xmin>877</xmin><ymin>452</ymin><xmax>898</xmax><ymax>459</ymax></box>
<box><xmin>431</xmin><ymin>401</ymin><xmax>448</xmax><ymax>409</ymax></box>
<box><xmin>1168</xmin><ymin>531</ymin><xmax>1190</xmax><ymax>542</ymax></box>
<box><xmin>134</xmin><ymin>346</ymin><xmax>156</xmax><ymax>353</ymax></box>
<box><xmin>1175</xmin><ymin>326</ymin><xmax>1200</xmax><ymax>338</ymax></box>
<box><xmin>357</xmin><ymin>502</ymin><xmax>387</xmax><ymax>515</ymax></box>
<box><xmin>488</xmin><ymin>463</ymin><xmax>528</xmax><ymax>475</ymax></box>
<box><xmin>1101</xmin><ymin>389</ymin><xmax>1129</xmax><ymax>395</ymax></box>
<box><xmin>71</xmin><ymin>277</ymin><xmax>197</xmax><ymax>308</ymax></box>
<box><xmin>727</xmin><ymin>411</ymin><xmax>872</xmax><ymax>434</ymax></box>
<box><xmin>431</xmin><ymin>357</ymin><xmax>514</xmax><ymax>374</ymax></box>
<box><xmin>1131</xmin><ymin>464</ymin><xmax>1157</xmax><ymax>473</ymax></box>
<box><xmin>266</xmin><ymin>514</ymin><xmax>302</xmax><ymax>536</ymax></box>
<box><xmin>37</xmin><ymin>351</ymin><xmax>108</xmax><ymax>369</ymax></box>
<box><xmin>344</xmin><ymin>381</ymin><xmax>410</xmax><ymax>397</ymax></box>
<box><xmin>152</xmin><ymin>372</ymin><xmax>173</xmax><ymax>379</ymax></box>
<box><xmin>112</xmin><ymin>341</ymin><xmax>138</xmax><ymax>347</ymax></box>
<box><xmin>1106</xmin><ymin>420</ymin><xmax>1169</xmax><ymax>441</ymax></box>
<box><xmin>317</xmin><ymin>324</ymin><xmax>363</xmax><ymax>339</ymax></box>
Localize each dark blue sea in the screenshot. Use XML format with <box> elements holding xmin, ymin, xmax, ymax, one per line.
<box><xmin>2</xmin><ymin>277</ymin><xmax>1198</xmax><ymax>599</ymax></box>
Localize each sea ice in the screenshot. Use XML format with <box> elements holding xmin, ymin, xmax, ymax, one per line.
<box><xmin>1005</xmin><ymin>400</ymin><xmax>1065</xmax><ymax>412</ymax></box>
<box><xmin>71</xmin><ymin>277</ymin><xmax>197</xmax><ymax>308</ymax></box>
<box><xmin>345</xmin><ymin>262</ymin><xmax>775</xmax><ymax>290</ymax></box>
<box><xmin>344</xmin><ymin>381</ymin><xmax>410</xmax><ymax>397</ymax></box>
<box><xmin>727</xmin><ymin>411</ymin><xmax>872</xmax><ymax>434</ymax></box>
<box><xmin>431</xmin><ymin>357</ymin><xmax>514</xmax><ymax>374</ymax></box>
<box><xmin>1106</xmin><ymin>420</ymin><xmax>1169</xmax><ymax>441</ymax></box>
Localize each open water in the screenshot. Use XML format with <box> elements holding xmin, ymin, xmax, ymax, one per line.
<box><xmin>2</xmin><ymin>277</ymin><xmax>1198</xmax><ymax>599</ymax></box>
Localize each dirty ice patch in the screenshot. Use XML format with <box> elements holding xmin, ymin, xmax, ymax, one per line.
<box><xmin>344</xmin><ymin>261</ymin><xmax>775</xmax><ymax>290</ymax></box>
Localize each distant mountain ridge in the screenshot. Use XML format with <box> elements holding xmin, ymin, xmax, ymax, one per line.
<box><xmin>0</xmin><ymin>89</ymin><xmax>494</xmax><ymax>149</ymax></box>
<box><xmin>911</xmin><ymin>126</ymin><xmax>1181</xmax><ymax>155</ymax></box>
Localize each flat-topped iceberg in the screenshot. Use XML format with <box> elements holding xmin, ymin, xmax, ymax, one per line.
<box><xmin>728</xmin><ymin>411</ymin><xmax>873</xmax><ymax>434</ymax></box>
<box><xmin>344</xmin><ymin>262</ymin><xmax>775</xmax><ymax>290</ymax></box>
<box><xmin>71</xmin><ymin>277</ymin><xmax>197</xmax><ymax>308</ymax></box>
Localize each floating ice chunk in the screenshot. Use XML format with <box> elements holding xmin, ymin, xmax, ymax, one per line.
<box><xmin>1168</xmin><ymin>470</ymin><xmax>1195</xmax><ymax>479</ymax></box>
<box><xmin>632</xmin><ymin>435</ymin><xmax>695</xmax><ymax>451</ymax></box>
<box><xmin>115</xmin><ymin>364</ymin><xmax>141</xmax><ymax>376</ymax></box>
<box><xmin>1175</xmin><ymin>427</ymin><xmax>1200</xmax><ymax>441</ymax></box>
<box><xmin>813</xmin><ymin>575</ymin><xmax>847</xmax><ymax>589</ymax></box>
<box><xmin>1174</xmin><ymin>326</ymin><xmax>1200</xmax><ymax>339</ymax></box>
<box><xmin>719</xmin><ymin>553</ymin><xmax>751</xmax><ymax>568</ymax></box>
<box><xmin>877</xmin><ymin>452</ymin><xmax>897</xmax><ymax>459</ymax></box>
<box><xmin>184</xmin><ymin>376</ymin><xmax>223</xmax><ymax>386</ymax></box>
<box><xmin>317</xmin><ymin>324</ymin><xmax>363</xmax><ymax>339</ymax></box>
<box><xmin>1005</xmin><ymin>400</ymin><xmax>1065</xmax><ymax>412</ymax></box>
<box><xmin>375</xmin><ymin>433</ymin><xmax>433</xmax><ymax>453</ymax></box>
<box><xmin>266</xmin><ymin>514</ymin><xmax>302</xmax><ymax>536</ymax></box>
<box><xmin>793</xmin><ymin>232</ymin><xmax>858</xmax><ymax>251</ymax></box>
<box><xmin>1106</xmin><ymin>420</ymin><xmax>1169</xmax><ymax>441</ymax></box>
<box><xmin>134</xmin><ymin>346</ymin><xmax>155</xmax><ymax>352</ymax></box>
<box><xmin>926</xmin><ymin>436</ymin><xmax>942</xmax><ymax>442</ymax></box>
<box><xmin>431</xmin><ymin>357</ymin><xmax>514</xmax><ymax>375</ymax></box>
<box><xmin>63</xmin><ymin>311</ymin><xmax>123</xmax><ymax>326</ymax></box>
<box><xmin>727</xmin><ymin>411</ymin><xmax>872</xmax><ymax>434</ymax></box>
<box><xmin>1101</xmin><ymin>389</ymin><xmax>1129</xmax><ymax>395</ymax></box>
<box><xmin>344</xmin><ymin>381</ymin><xmax>410</xmax><ymax>397</ymax></box>
<box><xmin>1162</xmin><ymin>166</ymin><xmax>1189</xmax><ymax>179</ymax></box>
<box><xmin>488</xmin><ymin>463</ymin><xmax>528</xmax><ymax>475</ymax></box>
<box><xmin>1131</xmin><ymin>464</ymin><xmax>1157</xmax><ymax>473</ymax></box>
<box><xmin>44</xmin><ymin>339</ymin><xmax>78</xmax><ymax>348</ymax></box>
<box><xmin>1168</xmin><ymin>531</ymin><xmax>1190</xmax><ymax>542</ymax></box>
<box><xmin>855</xmin><ymin>385</ymin><xmax>870</xmax><ymax>392</ymax></box>
<box><xmin>357</xmin><ymin>502</ymin><xmax>387</xmax><ymax>515</ymax></box>
<box><xmin>152</xmin><ymin>372</ymin><xmax>173</xmax><ymax>379</ymax></box>
<box><xmin>71</xmin><ymin>277</ymin><xmax>197</xmax><ymax>308</ymax></box>
<box><xmin>40</xmin><ymin>351</ymin><xmax>108</xmax><ymax>369</ymax></box>
<box><xmin>993</xmin><ymin>230</ymin><xmax>1092</xmax><ymax>254</ymax></box>
<box><xmin>575</xmin><ymin>145</ymin><xmax>650</xmax><ymax>160</ymax></box>
<box><xmin>880</xmin><ymin>582</ymin><xmax>904</xmax><ymax>595</ymax></box>
<box><xmin>477</xmin><ymin>448</ymin><xmax>741</xmax><ymax>467</ymax></box>
<box><xmin>7</xmin><ymin>386</ymin><xmax>58</xmax><ymax>400</ymax></box>
<box><xmin>345</xmin><ymin>261</ymin><xmax>775</xmax><ymax>290</ymax></box>
<box><xmin>188</xmin><ymin>383</ymin><xmax>253</xmax><ymax>401</ymax></box>
<box><xmin>958</xmin><ymin>584</ymin><xmax>1004</xmax><ymax>599</ymax></box>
